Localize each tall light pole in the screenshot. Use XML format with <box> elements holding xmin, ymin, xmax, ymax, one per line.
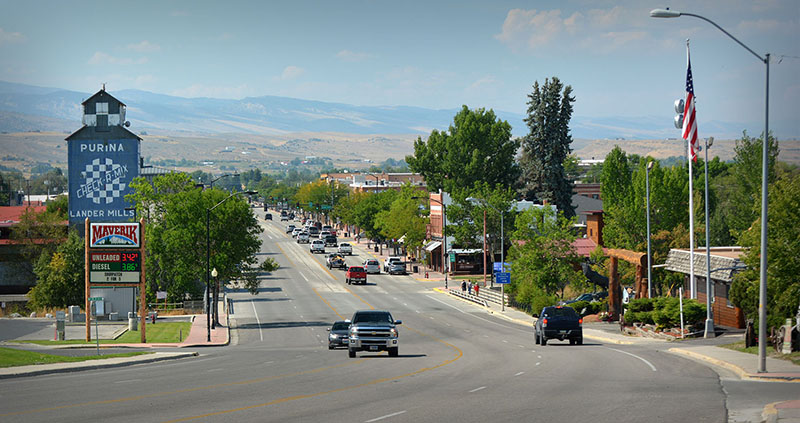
<box><xmin>467</xmin><ymin>197</ymin><xmax>506</xmax><ymax>311</ymax></box>
<box><xmin>206</xmin><ymin>190</ymin><xmax>257</xmax><ymax>341</ymax></box>
<box><xmin>646</xmin><ymin>161</ymin><xmax>654</xmax><ymax>299</ymax></box>
<box><xmin>703</xmin><ymin>137</ymin><xmax>715</xmax><ymax>338</ymax></box>
<box><xmin>209</xmin><ymin>172</ymin><xmax>238</xmax><ymax>189</ymax></box>
<box><xmin>651</xmin><ymin>8</ymin><xmax>769</xmax><ymax>371</ymax></box>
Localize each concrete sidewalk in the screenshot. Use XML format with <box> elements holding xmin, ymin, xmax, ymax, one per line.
<box><xmin>668</xmin><ymin>344</ymin><xmax>800</xmax><ymax>382</ymax></box>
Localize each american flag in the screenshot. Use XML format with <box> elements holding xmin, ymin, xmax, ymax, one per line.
<box><xmin>682</xmin><ymin>54</ymin><xmax>699</xmax><ymax>161</ymax></box>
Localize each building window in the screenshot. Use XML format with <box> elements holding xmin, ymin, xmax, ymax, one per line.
<box><xmin>96</xmin><ymin>102</ymin><xmax>108</xmax><ymax>114</ymax></box>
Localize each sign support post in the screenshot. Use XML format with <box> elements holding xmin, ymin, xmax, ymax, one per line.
<box><xmin>85</xmin><ymin>218</ymin><xmax>91</xmax><ymax>342</ymax></box>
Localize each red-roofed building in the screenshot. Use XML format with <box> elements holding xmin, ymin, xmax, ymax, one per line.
<box><xmin>0</xmin><ymin>206</ymin><xmax>66</xmax><ymax>295</ymax></box>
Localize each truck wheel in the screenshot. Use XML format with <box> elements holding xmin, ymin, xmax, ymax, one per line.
<box><xmin>348</xmin><ymin>348</ymin><xmax>356</xmax><ymax>358</ymax></box>
<box><xmin>534</xmin><ymin>332</ymin><xmax>540</xmax><ymax>345</ymax></box>
<box><xmin>569</xmin><ymin>339</ymin><xmax>575</xmax><ymax>345</ymax></box>
<box><xmin>389</xmin><ymin>347</ymin><xmax>398</xmax><ymax>357</ymax></box>
<box><xmin>541</xmin><ymin>337</ymin><xmax>547</xmax><ymax>346</ymax></box>
<box><xmin>346</xmin><ymin>278</ymin><xmax>350</xmax><ymax>285</ymax></box>
<box><xmin>577</xmin><ymin>337</ymin><xmax>583</xmax><ymax>345</ymax></box>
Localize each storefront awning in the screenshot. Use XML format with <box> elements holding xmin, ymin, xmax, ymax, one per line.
<box><xmin>424</xmin><ymin>241</ymin><xmax>442</xmax><ymax>251</ymax></box>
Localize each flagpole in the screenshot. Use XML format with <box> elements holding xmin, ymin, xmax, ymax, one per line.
<box><xmin>684</xmin><ymin>39</ymin><xmax>696</xmax><ymax>299</ymax></box>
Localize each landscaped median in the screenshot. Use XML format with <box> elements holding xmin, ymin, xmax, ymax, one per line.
<box><xmin>0</xmin><ymin>347</ymin><xmax>150</xmax><ymax>368</ymax></box>
<box><xmin>9</xmin><ymin>321</ymin><xmax>192</xmax><ymax>346</ymax></box>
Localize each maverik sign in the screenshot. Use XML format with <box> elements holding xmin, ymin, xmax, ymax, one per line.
<box><xmin>90</xmin><ymin>222</ymin><xmax>140</xmax><ymax>248</ymax></box>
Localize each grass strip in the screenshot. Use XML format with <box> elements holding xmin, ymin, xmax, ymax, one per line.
<box><xmin>0</xmin><ymin>347</ymin><xmax>150</xmax><ymax>368</ymax></box>
<box><xmin>10</xmin><ymin>321</ymin><xmax>193</xmax><ymax>346</ymax></box>
<box><xmin>720</xmin><ymin>341</ymin><xmax>800</xmax><ymax>366</ymax></box>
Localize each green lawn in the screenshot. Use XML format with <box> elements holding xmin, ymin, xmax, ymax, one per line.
<box><xmin>721</xmin><ymin>341</ymin><xmax>800</xmax><ymax>366</ymax></box>
<box><xmin>11</xmin><ymin>322</ymin><xmax>193</xmax><ymax>346</ymax></box>
<box><xmin>0</xmin><ymin>347</ymin><xmax>150</xmax><ymax>368</ymax></box>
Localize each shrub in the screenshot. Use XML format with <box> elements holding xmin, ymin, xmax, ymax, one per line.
<box><xmin>628</xmin><ymin>298</ymin><xmax>655</xmax><ymax>312</ymax></box>
<box><xmin>570</xmin><ymin>300</ymin><xmax>591</xmax><ymax>315</ymax></box>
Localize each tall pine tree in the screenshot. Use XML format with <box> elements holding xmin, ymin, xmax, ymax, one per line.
<box><xmin>518</xmin><ymin>77</ymin><xmax>576</xmax><ymax>217</ymax></box>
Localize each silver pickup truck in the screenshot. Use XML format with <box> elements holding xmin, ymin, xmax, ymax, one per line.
<box><xmin>347</xmin><ymin>310</ymin><xmax>401</xmax><ymax>358</ymax></box>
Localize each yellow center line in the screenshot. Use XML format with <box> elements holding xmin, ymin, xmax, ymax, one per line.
<box><xmin>312</xmin><ymin>287</ymin><xmax>345</xmax><ymax>320</ymax></box>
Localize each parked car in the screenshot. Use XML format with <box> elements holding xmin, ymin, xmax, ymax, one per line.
<box><xmin>533</xmin><ymin>306</ymin><xmax>583</xmax><ymax>346</ymax></box>
<box><xmin>387</xmin><ymin>262</ymin><xmax>406</xmax><ymax>275</ymax></box>
<box><xmin>327</xmin><ymin>320</ymin><xmax>350</xmax><ymax>349</ymax></box>
<box><xmin>337</xmin><ymin>243</ymin><xmax>353</xmax><ymax>255</ymax></box>
<box><xmin>383</xmin><ymin>257</ymin><xmax>403</xmax><ymax>273</ymax></box>
<box><xmin>347</xmin><ymin>310</ymin><xmax>401</xmax><ymax>358</ymax></box>
<box><xmin>285</xmin><ymin>224</ymin><xmax>296</xmax><ymax>234</ymax></box>
<box><xmin>265</xmin><ymin>213</ymin><xmax>272</xmax><ymax>220</ymax></box>
<box><xmin>327</xmin><ymin>253</ymin><xmax>346</xmax><ymax>269</ymax></box>
<box><xmin>363</xmin><ymin>259</ymin><xmax>380</xmax><ymax>274</ymax></box>
<box><xmin>345</xmin><ymin>266</ymin><xmax>367</xmax><ymax>285</ymax></box>
<box><xmin>297</xmin><ymin>232</ymin><xmax>310</xmax><ymax>243</ymax></box>
<box><xmin>310</xmin><ymin>240</ymin><xmax>325</xmax><ymax>254</ymax></box>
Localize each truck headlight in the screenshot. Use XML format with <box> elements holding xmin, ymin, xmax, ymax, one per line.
<box><xmin>389</xmin><ymin>328</ymin><xmax>397</xmax><ymax>337</ymax></box>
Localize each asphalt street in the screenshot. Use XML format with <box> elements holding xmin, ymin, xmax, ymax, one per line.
<box><xmin>0</xmin><ymin>213</ymin><xmax>796</xmax><ymax>422</ymax></box>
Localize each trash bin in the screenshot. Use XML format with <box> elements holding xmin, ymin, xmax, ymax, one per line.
<box><xmin>413</xmin><ymin>265</ymin><xmax>419</xmax><ymax>273</ymax></box>
<box><xmin>374</xmin><ymin>246</ymin><xmax>379</xmax><ymax>252</ymax></box>
<box><xmin>128</xmin><ymin>312</ymin><xmax>138</xmax><ymax>331</ymax></box>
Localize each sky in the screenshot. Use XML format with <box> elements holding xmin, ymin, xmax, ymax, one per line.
<box><xmin>1</xmin><ymin>0</ymin><xmax>798</xmax><ymax>137</ymax></box>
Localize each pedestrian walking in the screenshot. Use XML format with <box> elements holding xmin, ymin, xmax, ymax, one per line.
<box><xmin>474</xmin><ymin>283</ymin><xmax>480</xmax><ymax>296</ymax></box>
<box><xmin>461</xmin><ymin>281</ymin><xmax>467</xmax><ymax>292</ymax></box>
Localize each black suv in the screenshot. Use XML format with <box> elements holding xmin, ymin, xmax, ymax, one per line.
<box><xmin>324</xmin><ymin>235</ymin><xmax>338</xmax><ymax>247</ymax></box>
<box><xmin>533</xmin><ymin>306</ymin><xmax>583</xmax><ymax>346</ymax></box>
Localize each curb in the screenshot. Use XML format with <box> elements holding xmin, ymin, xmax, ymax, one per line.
<box><xmin>762</xmin><ymin>401</ymin><xmax>779</xmax><ymax>423</ymax></box>
<box><xmin>583</xmin><ymin>332</ymin><xmax>634</xmax><ymax>345</ymax></box>
<box><xmin>0</xmin><ymin>351</ymin><xmax>199</xmax><ymax>379</ymax></box>
<box><xmin>668</xmin><ymin>348</ymin><xmax>800</xmax><ymax>383</ymax></box>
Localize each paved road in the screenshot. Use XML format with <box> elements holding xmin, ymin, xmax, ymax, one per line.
<box><xmin>0</xmin><ymin>215</ymin><xmax>794</xmax><ymax>422</ymax></box>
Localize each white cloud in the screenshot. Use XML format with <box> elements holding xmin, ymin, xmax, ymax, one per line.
<box><xmin>336</xmin><ymin>50</ymin><xmax>372</xmax><ymax>62</ymax></box>
<box><xmin>280</xmin><ymin>66</ymin><xmax>306</xmax><ymax>80</ymax></box>
<box><xmin>0</xmin><ymin>28</ymin><xmax>25</xmax><ymax>45</ymax></box>
<box><xmin>127</xmin><ymin>40</ymin><xmax>161</xmax><ymax>52</ymax></box>
<box><xmin>495</xmin><ymin>9</ymin><xmax>567</xmax><ymax>50</ymax></box>
<box><xmin>88</xmin><ymin>52</ymin><xmax>148</xmax><ymax>65</ymax></box>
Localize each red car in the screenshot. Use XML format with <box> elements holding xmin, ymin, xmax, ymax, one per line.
<box><xmin>345</xmin><ymin>266</ymin><xmax>367</xmax><ymax>285</ymax></box>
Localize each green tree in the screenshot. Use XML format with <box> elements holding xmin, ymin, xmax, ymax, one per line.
<box><xmin>518</xmin><ymin>77</ymin><xmax>576</xmax><ymax>217</ymax></box>
<box><xmin>374</xmin><ymin>185</ymin><xmax>429</xmax><ymax>253</ymax></box>
<box><xmin>28</xmin><ymin>230</ymin><xmax>85</xmax><ymax>310</ymax></box>
<box><xmin>445</xmin><ymin>182</ymin><xmax>516</xmax><ymax>258</ymax></box>
<box><xmin>406</xmin><ymin>105</ymin><xmax>519</xmax><ymax>194</ymax></box>
<box><xmin>730</xmin><ymin>169</ymin><xmax>800</xmax><ymax>330</ymax></box>
<box><xmin>350</xmin><ymin>190</ymin><xmax>398</xmax><ymax>240</ymax></box>
<box><xmin>508</xmin><ymin>206</ymin><xmax>582</xmax><ymax>299</ymax></box>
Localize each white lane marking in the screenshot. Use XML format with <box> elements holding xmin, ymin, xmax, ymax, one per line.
<box><xmin>469</xmin><ymin>386</ymin><xmax>486</xmax><ymax>393</ymax></box>
<box><xmin>518</xmin><ymin>345</ymin><xmax>525</xmax><ymax>348</ymax></box>
<box><xmin>605</xmin><ymin>347</ymin><xmax>657</xmax><ymax>372</ymax></box>
<box><xmin>206</xmin><ymin>368</ymin><xmax>224</xmax><ymax>372</ymax></box>
<box><xmin>425</xmin><ymin>295</ymin><xmax>528</xmax><ymax>332</ymax></box>
<box><xmin>365</xmin><ymin>410</ymin><xmax>407</xmax><ymax>422</ymax></box>
<box><xmin>483</xmin><ymin>335</ymin><xmax>489</xmax><ymax>338</ymax></box>
<box><xmin>536</xmin><ymin>362</ymin><xmax>541</xmax><ymax>366</ymax></box>
<box><xmin>502</xmin><ymin>340</ymin><xmax>508</xmax><ymax>343</ymax></box>
<box><xmin>429</xmin><ymin>316</ymin><xmax>435</xmax><ymax>320</ymax></box>
<box><xmin>300</xmin><ymin>315</ymin><xmax>304</xmax><ymax>318</ymax></box>
<box><xmin>537</xmin><ymin>355</ymin><xmax>542</xmax><ymax>359</ymax></box>
<box><xmin>514</xmin><ymin>371</ymin><xmax>525</xmax><ymax>376</ymax></box>
<box><xmin>299</xmin><ymin>271</ymin><xmax>309</xmax><ymax>282</ymax></box>
<box><xmin>251</xmin><ymin>300</ymin><xmax>263</xmax><ymax>342</ymax></box>
<box><xmin>114</xmin><ymin>379</ymin><xmax>142</xmax><ymax>384</ymax></box>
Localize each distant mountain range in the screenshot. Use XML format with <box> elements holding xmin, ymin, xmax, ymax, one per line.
<box><xmin>0</xmin><ymin>80</ymin><xmax>786</xmax><ymax>140</ymax></box>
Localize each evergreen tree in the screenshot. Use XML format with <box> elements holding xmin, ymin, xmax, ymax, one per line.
<box><xmin>518</xmin><ymin>77</ymin><xmax>576</xmax><ymax>217</ymax></box>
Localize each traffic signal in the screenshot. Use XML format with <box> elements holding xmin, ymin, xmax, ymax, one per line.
<box><xmin>673</xmin><ymin>98</ymin><xmax>684</xmax><ymax>129</ymax></box>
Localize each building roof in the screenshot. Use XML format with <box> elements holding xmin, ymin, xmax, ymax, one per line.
<box><xmin>65</xmin><ymin>124</ymin><xmax>142</xmax><ymax>141</ymax></box>
<box><xmin>664</xmin><ymin>247</ymin><xmax>746</xmax><ymax>283</ymax></box>
<box><xmin>0</xmin><ymin>206</ymin><xmax>48</xmax><ymax>227</ymax></box>
<box><xmin>573</xmin><ymin>237</ymin><xmax>600</xmax><ymax>257</ymax></box>
<box><xmin>81</xmin><ymin>88</ymin><xmax>126</xmax><ymax>106</ymax></box>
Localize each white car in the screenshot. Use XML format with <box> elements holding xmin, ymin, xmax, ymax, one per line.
<box><xmin>337</xmin><ymin>243</ymin><xmax>353</xmax><ymax>255</ymax></box>
<box><xmin>319</xmin><ymin>230</ymin><xmax>331</xmax><ymax>239</ymax></box>
<box><xmin>291</xmin><ymin>227</ymin><xmax>303</xmax><ymax>238</ymax></box>
<box><xmin>297</xmin><ymin>232</ymin><xmax>310</xmax><ymax>243</ymax></box>
<box><xmin>310</xmin><ymin>240</ymin><xmax>325</xmax><ymax>254</ymax></box>
<box><xmin>383</xmin><ymin>257</ymin><xmax>403</xmax><ymax>273</ymax></box>
<box><xmin>363</xmin><ymin>259</ymin><xmax>380</xmax><ymax>274</ymax></box>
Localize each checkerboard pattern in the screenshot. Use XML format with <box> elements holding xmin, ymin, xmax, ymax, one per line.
<box><xmin>84</xmin><ymin>158</ymin><xmax>126</xmax><ymax>204</ymax></box>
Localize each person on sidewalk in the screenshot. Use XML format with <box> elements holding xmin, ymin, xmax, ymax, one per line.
<box><xmin>461</xmin><ymin>281</ymin><xmax>467</xmax><ymax>292</ymax></box>
<box><xmin>474</xmin><ymin>283</ymin><xmax>480</xmax><ymax>296</ymax></box>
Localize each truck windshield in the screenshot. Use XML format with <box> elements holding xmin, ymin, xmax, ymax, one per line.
<box><xmin>353</xmin><ymin>312</ymin><xmax>393</xmax><ymax>324</ymax></box>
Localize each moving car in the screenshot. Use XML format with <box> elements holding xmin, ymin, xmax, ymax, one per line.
<box><xmin>383</xmin><ymin>257</ymin><xmax>403</xmax><ymax>273</ymax></box>
<box><xmin>310</xmin><ymin>240</ymin><xmax>325</xmax><ymax>254</ymax></box>
<box><xmin>328</xmin><ymin>320</ymin><xmax>350</xmax><ymax>349</ymax></box>
<box><xmin>345</xmin><ymin>266</ymin><xmax>367</xmax><ymax>285</ymax></box>
<box><xmin>319</xmin><ymin>230</ymin><xmax>331</xmax><ymax>239</ymax></box>
<box><xmin>324</xmin><ymin>234</ymin><xmax>338</xmax><ymax>247</ymax></box>
<box><xmin>308</xmin><ymin>226</ymin><xmax>320</xmax><ymax>237</ymax></box>
<box><xmin>280</xmin><ymin>212</ymin><xmax>289</xmax><ymax>221</ymax></box>
<box><xmin>363</xmin><ymin>259</ymin><xmax>380</xmax><ymax>274</ymax></box>
<box><xmin>387</xmin><ymin>262</ymin><xmax>406</xmax><ymax>275</ymax></box>
<box><xmin>297</xmin><ymin>232</ymin><xmax>310</xmax><ymax>243</ymax></box>
<box><xmin>291</xmin><ymin>227</ymin><xmax>303</xmax><ymax>238</ymax></box>
<box><xmin>533</xmin><ymin>306</ymin><xmax>583</xmax><ymax>346</ymax></box>
<box><xmin>337</xmin><ymin>243</ymin><xmax>353</xmax><ymax>255</ymax></box>
<box><xmin>265</xmin><ymin>213</ymin><xmax>272</xmax><ymax>220</ymax></box>
<box><xmin>285</xmin><ymin>224</ymin><xmax>296</xmax><ymax>234</ymax></box>
<box><xmin>326</xmin><ymin>253</ymin><xmax>346</xmax><ymax>269</ymax></box>
<box><xmin>347</xmin><ymin>310</ymin><xmax>401</xmax><ymax>358</ymax></box>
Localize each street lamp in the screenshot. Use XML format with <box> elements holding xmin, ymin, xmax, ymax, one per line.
<box><xmin>211</xmin><ymin>267</ymin><xmax>219</xmax><ymax>326</ymax></box>
<box><xmin>703</xmin><ymin>137</ymin><xmax>715</xmax><ymax>338</ymax></box>
<box><xmin>206</xmin><ymin>190</ymin><xmax>257</xmax><ymax>341</ymax></box>
<box><xmin>646</xmin><ymin>161</ymin><xmax>654</xmax><ymax>299</ymax></box>
<box><xmin>651</xmin><ymin>8</ymin><xmax>770</xmax><ymax>371</ymax></box>
<box><xmin>413</xmin><ymin>194</ymin><xmax>448</xmax><ymax>289</ymax></box>
<box><xmin>209</xmin><ymin>172</ymin><xmax>238</xmax><ymax>189</ymax></box>
<box><xmin>467</xmin><ymin>197</ymin><xmax>506</xmax><ymax>311</ymax></box>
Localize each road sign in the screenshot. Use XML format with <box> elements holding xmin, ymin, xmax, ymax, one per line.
<box><xmin>495</xmin><ymin>272</ymin><xmax>511</xmax><ymax>284</ymax></box>
<box><xmin>89</xmin><ymin>251</ymin><xmax>141</xmax><ymax>284</ymax></box>
<box><xmin>493</xmin><ymin>262</ymin><xmax>511</xmax><ymax>272</ymax></box>
<box><xmin>321</xmin><ymin>205</ymin><xmax>332</xmax><ymax>210</ymax></box>
<box><xmin>449</xmin><ymin>252</ymin><xmax>455</xmax><ymax>263</ymax></box>
<box><xmin>88</xmin><ymin>297</ymin><xmax>103</xmax><ymax>301</ymax></box>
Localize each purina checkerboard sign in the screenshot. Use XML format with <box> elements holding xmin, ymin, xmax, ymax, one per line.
<box><xmin>90</xmin><ymin>223</ymin><xmax>140</xmax><ymax>248</ymax></box>
<box><xmin>68</xmin><ymin>139</ymin><xmax>139</xmax><ymax>224</ymax></box>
